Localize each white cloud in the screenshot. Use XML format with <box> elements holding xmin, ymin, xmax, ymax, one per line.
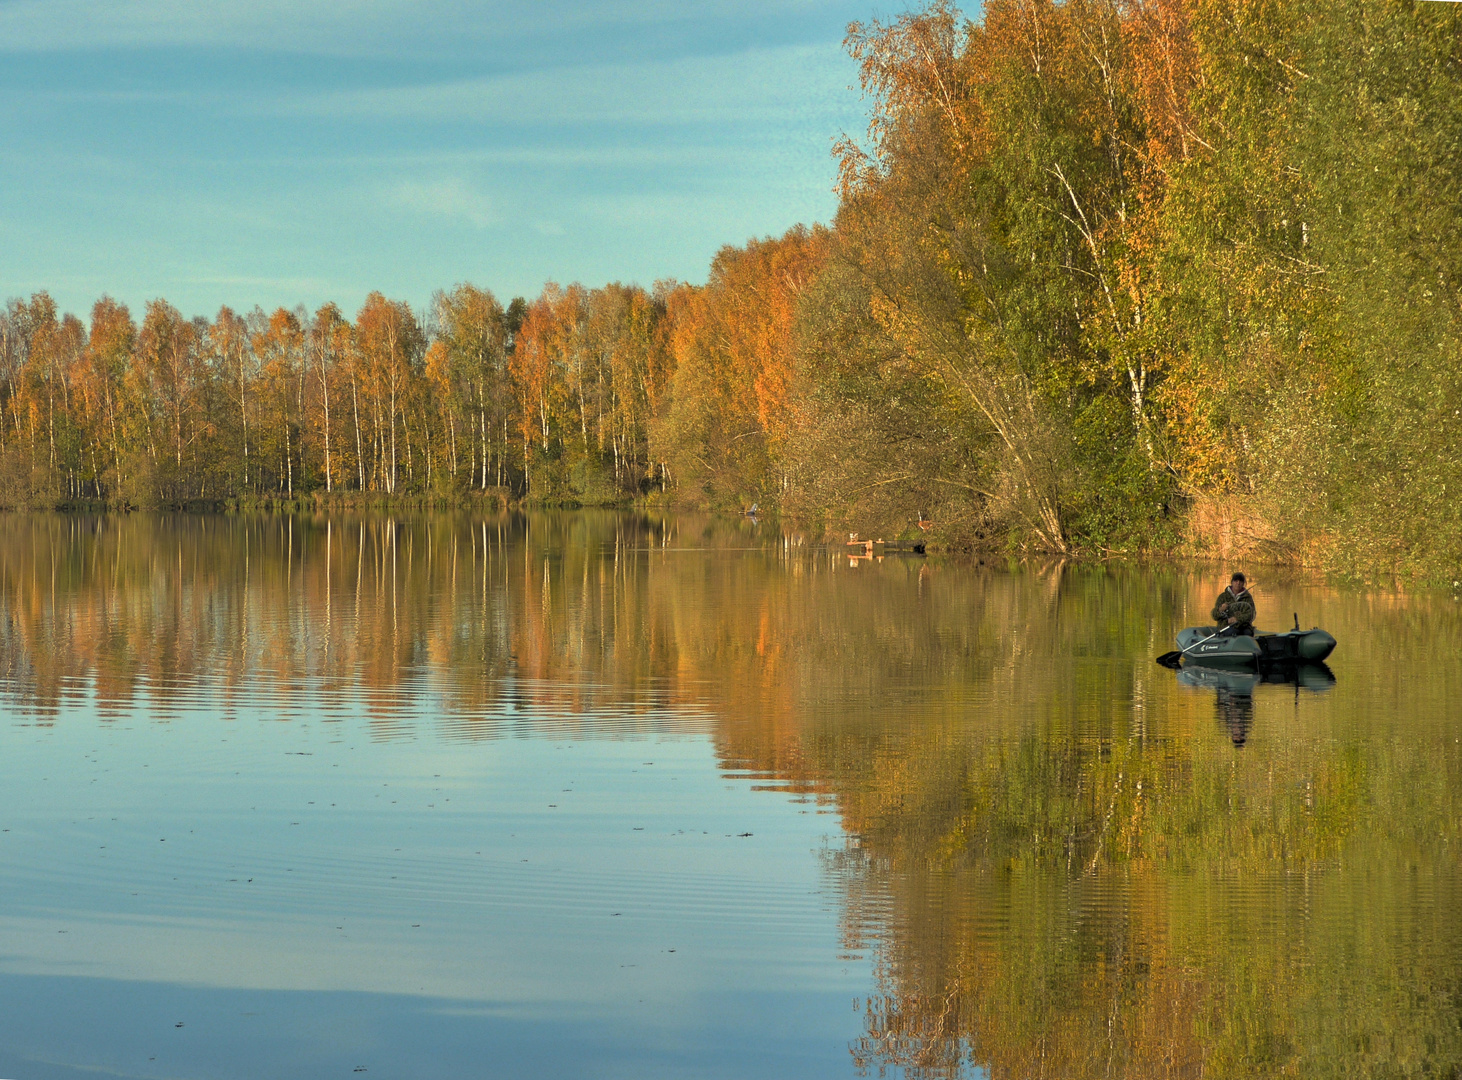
<box><xmin>391</xmin><ymin>177</ymin><xmax>497</xmax><ymax>228</ymax></box>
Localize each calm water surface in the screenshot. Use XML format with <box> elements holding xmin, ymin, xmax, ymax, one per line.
<box><xmin>0</xmin><ymin>512</ymin><xmax>1458</xmax><ymax>1079</ymax></box>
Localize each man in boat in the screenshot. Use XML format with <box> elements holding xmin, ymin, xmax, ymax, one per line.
<box><xmin>1211</xmin><ymin>572</ymin><xmax>1256</xmax><ymax>636</ymax></box>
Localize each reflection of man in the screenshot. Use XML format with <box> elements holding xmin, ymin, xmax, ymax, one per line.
<box><xmin>1215</xmin><ymin>688</ymin><xmax>1254</xmax><ymax>747</ymax></box>
<box><xmin>1211</xmin><ymin>572</ymin><xmax>1256</xmax><ymax>637</ymax></box>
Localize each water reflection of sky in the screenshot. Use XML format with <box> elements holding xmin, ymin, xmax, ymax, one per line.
<box><xmin>1</xmin><ymin>687</ymin><xmax>868</xmax><ymax>1078</ymax></box>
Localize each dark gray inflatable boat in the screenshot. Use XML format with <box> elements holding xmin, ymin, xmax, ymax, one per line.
<box><xmin>1173</xmin><ymin>625</ymin><xmax>1337</xmax><ymax>668</ymax></box>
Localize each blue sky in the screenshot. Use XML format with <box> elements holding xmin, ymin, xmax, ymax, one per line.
<box><xmin>0</xmin><ymin>0</ymin><xmax>885</xmax><ymax>321</ymax></box>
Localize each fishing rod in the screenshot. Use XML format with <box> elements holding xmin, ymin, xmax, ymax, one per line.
<box><xmin>1155</xmin><ymin>626</ymin><xmax>1229</xmax><ymax>668</ymax></box>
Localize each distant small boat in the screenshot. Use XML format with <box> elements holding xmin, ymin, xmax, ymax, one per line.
<box><xmin>1170</xmin><ymin>624</ymin><xmax>1336</xmax><ymax>668</ymax></box>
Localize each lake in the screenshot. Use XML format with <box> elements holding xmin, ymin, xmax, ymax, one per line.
<box><xmin>1</xmin><ymin>512</ymin><xmax>1458</xmax><ymax>1079</ymax></box>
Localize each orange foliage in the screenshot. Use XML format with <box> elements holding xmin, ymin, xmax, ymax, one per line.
<box><xmin>656</xmin><ymin>225</ymin><xmax>831</xmax><ymax>503</ymax></box>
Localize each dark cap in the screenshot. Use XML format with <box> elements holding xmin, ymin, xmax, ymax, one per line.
<box><xmin>1231</xmin><ymin>572</ymin><xmax>1247</xmax><ymax>583</ymax></box>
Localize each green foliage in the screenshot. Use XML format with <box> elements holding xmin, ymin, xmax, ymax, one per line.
<box><xmin>784</xmin><ymin>0</ymin><xmax>1462</xmax><ymax>578</ymax></box>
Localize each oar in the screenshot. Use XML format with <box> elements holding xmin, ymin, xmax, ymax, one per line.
<box><xmin>1155</xmin><ymin>627</ymin><xmax>1221</xmax><ymax>669</ymax></box>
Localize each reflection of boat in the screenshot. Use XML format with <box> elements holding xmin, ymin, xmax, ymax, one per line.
<box><xmin>1177</xmin><ymin>662</ymin><xmax>1335</xmax><ymax>746</ymax></box>
<box><xmin>1177</xmin><ymin>666</ymin><xmax>1260</xmax><ymax>693</ymax></box>
<box><xmin>1173</xmin><ymin>625</ymin><xmax>1336</xmax><ymax>668</ymax></box>
<box><xmin>1177</xmin><ymin>662</ymin><xmax>1335</xmax><ymax>693</ymax></box>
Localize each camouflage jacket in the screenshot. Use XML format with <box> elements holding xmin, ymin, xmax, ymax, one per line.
<box><xmin>1211</xmin><ymin>586</ymin><xmax>1256</xmax><ymax>628</ymax></box>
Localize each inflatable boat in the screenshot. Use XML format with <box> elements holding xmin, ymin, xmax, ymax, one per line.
<box><xmin>1171</xmin><ymin>624</ymin><xmax>1336</xmax><ymax>668</ymax></box>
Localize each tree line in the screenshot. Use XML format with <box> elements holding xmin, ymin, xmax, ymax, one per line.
<box><xmin>4</xmin><ymin>0</ymin><xmax>1459</xmax><ymax>578</ymax></box>
<box><xmin>0</xmin><ymin>282</ymin><xmax>681</xmax><ymax>507</ymax></box>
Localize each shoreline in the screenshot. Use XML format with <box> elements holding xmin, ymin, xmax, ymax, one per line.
<box><xmin>3</xmin><ymin>498</ymin><xmax>1454</xmax><ymax>591</ymax></box>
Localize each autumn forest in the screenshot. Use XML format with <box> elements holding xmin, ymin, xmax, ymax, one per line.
<box><xmin>3</xmin><ymin>0</ymin><xmax>1459</xmax><ymax>580</ymax></box>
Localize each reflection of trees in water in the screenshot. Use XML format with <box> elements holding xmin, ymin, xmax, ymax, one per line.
<box><xmin>0</xmin><ymin>511</ymin><xmax>715</xmax><ymax>731</ymax></box>
<box><xmin>2</xmin><ymin>514</ymin><xmax>1460</xmax><ymax>1077</ymax></box>
<box><xmin>821</xmin><ymin>722</ymin><xmax>1462</xmax><ymax>1079</ymax></box>
<box><xmin>813</xmin><ymin>702</ymin><xmax>1460</xmax><ymax>1078</ymax></box>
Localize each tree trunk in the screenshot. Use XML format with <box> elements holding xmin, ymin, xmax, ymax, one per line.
<box><xmin>351</xmin><ymin>366</ymin><xmax>364</xmax><ymax>490</ymax></box>
<box><xmin>240</xmin><ymin>353</ymin><xmax>250</xmax><ymax>490</ymax></box>
<box><xmin>47</xmin><ymin>361</ymin><xmax>55</xmax><ymax>468</ymax></box>
<box><xmin>322</xmin><ymin>364</ymin><xmax>332</xmax><ymax>492</ymax></box>
<box><xmin>404</xmin><ymin>406</ymin><xmax>413</xmax><ymax>486</ymax></box>
<box><xmin>297</xmin><ymin>355</ymin><xmax>305</xmax><ymax>488</ymax></box>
